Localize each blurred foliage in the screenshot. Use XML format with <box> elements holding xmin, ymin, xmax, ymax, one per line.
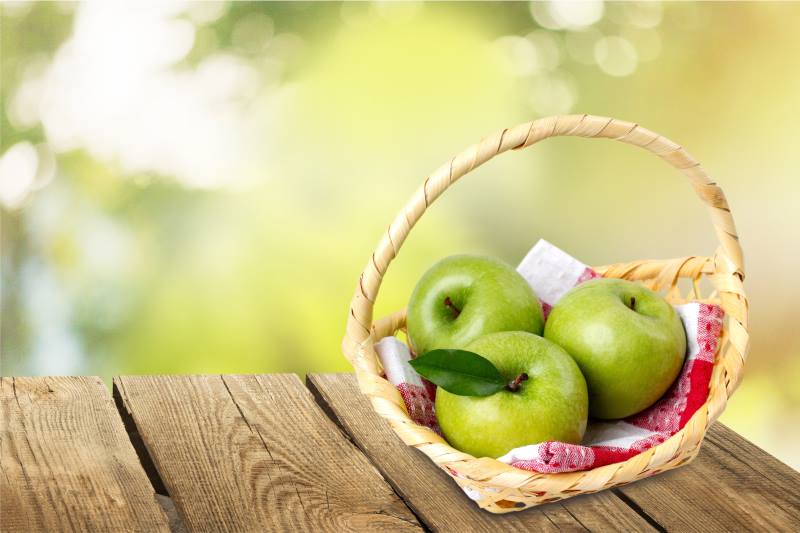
<box><xmin>1</xmin><ymin>2</ymin><xmax>799</xmax><ymax>469</ymax></box>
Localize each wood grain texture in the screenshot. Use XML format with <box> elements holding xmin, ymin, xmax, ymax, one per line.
<box><xmin>114</xmin><ymin>374</ymin><xmax>422</xmax><ymax>533</ymax></box>
<box><xmin>616</xmin><ymin>422</ymin><xmax>800</xmax><ymax>532</ymax></box>
<box><xmin>307</xmin><ymin>373</ymin><xmax>655</xmax><ymax>532</ymax></box>
<box><xmin>0</xmin><ymin>377</ymin><xmax>169</xmax><ymax>533</ymax></box>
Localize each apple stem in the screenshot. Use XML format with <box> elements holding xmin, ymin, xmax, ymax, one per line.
<box><xmin>629</xmin><ymin>297</ymin><xmax>636</xmax><ymax>310</ymax></box>
<box><xmin>443</xmin><ymin>296</ymin><xmax>461</xmax><ymax>319</ymax></box>
<box><xmin>506</xmin><ymin>373</ymin><xmax>529</xmax><ymax>392</ymax></box>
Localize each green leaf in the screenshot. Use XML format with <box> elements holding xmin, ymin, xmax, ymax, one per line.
<box><xmin>409</xmin><ymin>349</ymin><xmax>506</xmax><ymax>397</ymax></box>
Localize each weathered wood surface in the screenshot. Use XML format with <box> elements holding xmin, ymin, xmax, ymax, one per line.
<box><xmin>114</xmin><ymin>374</ymin><xmax>421</xmax><ymax>532</ymax></box>
<box><xmin>308</xmin><ymin>373</ymin><xmax>655</xmax><ymax>532</ymax></box>
<box><xmin>615</xmin><ymin>422</ymin><xmax>800</xmax><ymax>531</ymax></box>
<box><xmin>4</xmin><ymin>373</ymin><xmax>799</xmax><ymax>532</ymax></box>
<box><xmin>0</xmin><ymin>377</ymin><xmax>169</xmax><ymax>533</ymax></box>
<box><xmin>308</xmin><ymin>374</ymin><xmax>800</xmax><ymax>533</ymax></box>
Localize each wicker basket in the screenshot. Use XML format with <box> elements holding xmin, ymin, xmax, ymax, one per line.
<box><xmin>342</xmin><ymin>114</ymin><xmax>748</xmax><ymax>513</ymax></box>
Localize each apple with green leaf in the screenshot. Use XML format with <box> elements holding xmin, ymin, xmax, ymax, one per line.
<box><xmin>544</xmin><ymin>278</ymin><xmax>687</xmax><ymax>420</ymax></box>
<box><xmin>411</xmin><ymin>331</ymin><xmax>588</xmax><ymax>458</ymax></box>
<box><xmin>406</xmin><ymin>255</ymin><xmax>544</xmax><ymax>355</ymax></box>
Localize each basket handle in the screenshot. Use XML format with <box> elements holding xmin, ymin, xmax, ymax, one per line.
<box><xmin>343</xmin><ymin>114</ymin><xmax>744</xmax><ymax>370</ymax></box>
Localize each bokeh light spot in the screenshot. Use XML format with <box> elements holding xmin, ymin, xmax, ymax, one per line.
<box><xmin>625</xmin><ymin>1</ymin><xmax>663</xmax><ymax>29</ymax></box>
<box><xmin>565</xmin><ymin>27</ymin><xmax>603</xmax><ymax>65</ymax></box>
<box><xmin>185</xmin><ymin>1</ymin><xmax>228</xmax><ymax>25</ymax></box>
<box><xmin>493</xmin><ymin>35</ymin><xmax>542</xmax><ymax>77</ymax></box>
<box><xmin>531</xmin><ymin>0</ymin><xmax>604</xmax><ymax>30</ymax></box>
<box><xmin>231</xmin><ymin>12</ymin><xmax>275</xmax><ymax>54</ymax></box>
<box><xmin>0</xmin><ymin>142</ymin><xmax>39</xmax><ymax>210</ymax></box>
<box><xmin>594</xmin><ymin>35</ymin><xmax>638</xmax><ymax>77</ymax></box>
<box><xmin>525</xmin><ymin>30</ymin><xmax>562</xmax><ymax>72</ymax></box>
<box><xmin>529</xmin><ymin>72</ymin><xmax>577</xmax><ymax>115</ymax></box>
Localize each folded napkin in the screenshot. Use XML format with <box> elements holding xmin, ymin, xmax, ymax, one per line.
<box><xmin>517</xmin><ymin>239</ymin><xmax>600</xmax><ymax>319</ymax></box>
<box><xmin>374</xmin><ymin>240</ymin><xmax>724</xmax><ymax>474</ymax></box>
<box><xmin>375</xmin><ymin>336</ymin><xmax>440</xmax><ymax>434</ymax></box>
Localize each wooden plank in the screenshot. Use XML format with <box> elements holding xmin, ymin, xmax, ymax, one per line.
<box><xmin>307</xmin><ymin>373</ymin><xmax>656</xmax><ymax>532</ymax></box>
<box><xmin>114</xmin><ymin>375</ymin><xmax>422</xmax><ymax>532</ymax></box>
<box><xmin>616</xmin><ymin>422</ymin><xmax>800</xmax><ymax>532</ymax></box>
<box><xmin>0</xmin><ymin>377</ymin><xmax>169</xmax><ymax>532</ymax></box>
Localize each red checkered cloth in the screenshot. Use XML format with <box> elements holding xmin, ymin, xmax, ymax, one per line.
<box><xmin>499</xmin><ymin>301</ymin><xmax>723</xmax><ymax>473</ymax></box>
<box><xmin>375</xmin><ymin>240</ymin><xmax>724</xmax><ymax>474</ymax></box>
<box><xmin>375</xmin><ymin>336</ymin><xmax>440</xmax><ymax>434</ymax></box>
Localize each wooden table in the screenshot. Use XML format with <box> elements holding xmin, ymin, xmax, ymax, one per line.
<box><xmin>2</xmin><ymin>375</ymin><xmax>798</xmax><ymax>532</ymax></box>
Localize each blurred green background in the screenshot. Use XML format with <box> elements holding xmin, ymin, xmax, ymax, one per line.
<box><xmin>2</xmin><ymin>2</ymin><xmax>798</xmax><ymax>469</ymax></box>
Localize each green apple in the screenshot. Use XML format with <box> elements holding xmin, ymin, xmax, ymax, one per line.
<box><xmin>544</xmin><ymin>278</ymin><xmax>686</xmax><ymax>420</ymax></box>
<box><xmin>435</xmin><ymin>331</ymin><xmax>588</xmax><ymax>458</ymax></box>
<box><xmin>406</xmin><ymin>255</ymin><xmax>544</xmax><ymax>355</ymax></box>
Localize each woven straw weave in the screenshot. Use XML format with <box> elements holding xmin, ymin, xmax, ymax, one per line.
<box><xmin>342</xmin><ymin>114</ymin><xmax>748</xmax><ymax>513</ymax></box>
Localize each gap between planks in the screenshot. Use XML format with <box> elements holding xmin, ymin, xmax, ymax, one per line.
<box><xmin>306</xmin><ymin>373</ymin><xmax>657</xmax><ymax>532</ymax></box>
<box><xmin>113</xmin><ymin>375</ymin><xmax>423</xmax><ymax>532</ymax></box>
<box><xmin>307</xmin><ymin>373</ymin><xmax>800</xmax><ymax>532</ymax></box>
<box><xmin>1</xmin><ymin>376</ymin><xmax>171</xmax><ymax>533</ymax></box>
<box><xmin>107</xmin><ymin>373</ymin><xmax>800</xmax><ymax>532</ymax></box>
